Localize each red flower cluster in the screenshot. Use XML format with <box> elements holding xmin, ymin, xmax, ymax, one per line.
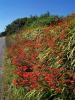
<box><xmin>12</xmin><ymin>64</ymin><xmax>75</xmax><ymax>94</ymax></box>
<box><xmin>7</xmin><ymin>20</ymin><xmax>75</xmax><ymax>95</ymax></box>
<box><xmin>13</xmin><ymin>69</ymin><xmax>41</xmax><ymax>90</ymax></box>
<box><xmin>44</xmin><ymin>67</ymin><xmax>75</xmax><ymax>93</ymax></box>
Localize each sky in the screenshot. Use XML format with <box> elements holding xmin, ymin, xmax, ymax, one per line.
<box><xmin>0</xmin><ymin>0</ymin><xmax>75</xmax><ymax>32</ymax></box>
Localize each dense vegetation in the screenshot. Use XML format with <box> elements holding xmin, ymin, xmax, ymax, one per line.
<box><xmin>4</xmin><ymin>13</ymin><xmax>75</xmax><ymax>100</ymax></box>
<box><xmin>0</xmin><ymin>12</ymin><xmax>61</xmax><ymax>37</ymax></box>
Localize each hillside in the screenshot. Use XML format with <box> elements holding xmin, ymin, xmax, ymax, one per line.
<box><xmin>0</xmin><ymin>12</ymin><xmax>62</xmax><ymax>37</ymax></box>
<box><xmin>4</xmin><ymin>13</ymin><xmax>75</xmax><ymax>100</ymax></box>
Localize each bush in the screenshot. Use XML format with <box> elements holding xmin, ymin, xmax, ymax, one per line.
<box><xmin>4</xmin><ymin>14</ymin><xmax>75</xmax><ymax>100</ymax></box>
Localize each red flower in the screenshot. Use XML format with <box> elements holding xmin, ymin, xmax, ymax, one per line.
<box><xmin>22</xmin><ymin>66</ymin><xmax>28</xmax><ymax>71</ymax></box>
<box><xmin>23</xmin><ymin>73</ymin><xmax>29</xmax><ymax>78</ymax></box>
<box><xmin>59</xmin><ymin>31</ymin><xmax>67</xmax><ymax>40</ymax></box>
<box><xmin>12</xmin><ymin>79</ymin><xmax>17</xmax><ymax>86</ymax></box>
<box><xmin>55</xmin><ymin>88</ymin><xmax>62</xmax><ymax>93</ymax></box>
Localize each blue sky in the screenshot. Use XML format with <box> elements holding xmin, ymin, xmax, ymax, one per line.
<box><xmin>0</xmin><ymin>0</ymin><xmax>75</xmax><ymax>32</ymax></box>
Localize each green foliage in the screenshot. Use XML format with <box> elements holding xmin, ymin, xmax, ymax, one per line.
<box><xmin>63</xmin><ymin>27</ymin><xmax>75</xmax><ymax>72</ymax></box>
<box><xmin>0</xmin><ymin>12</ymin><xmax>61</xmax><ymax>36</ymax></box>
<box><xmin>23</xmin><ymin>89</ymin><xmax>54</xmax><ymax>100</ymax></box>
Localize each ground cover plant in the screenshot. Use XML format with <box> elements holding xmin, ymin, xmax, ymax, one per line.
<box><xmin>4</xmin><ymin>13</ymin><xmax>75</xmax><ymax>100</ymax></box>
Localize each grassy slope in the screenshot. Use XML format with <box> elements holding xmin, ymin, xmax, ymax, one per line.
<box><xmin>4</xmin><ymin>14</ymin><xmax>75</xmax><ymax>100</ymax></box>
